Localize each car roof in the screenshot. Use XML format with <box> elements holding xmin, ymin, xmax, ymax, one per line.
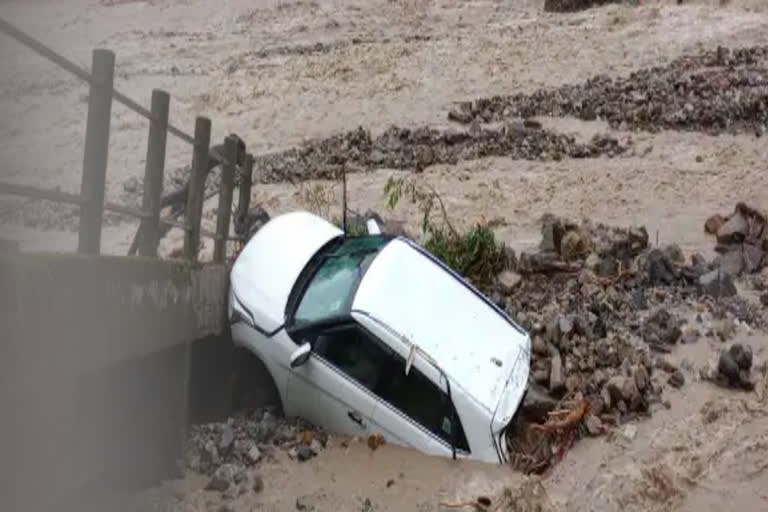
<box><xmin>351</xmin><ymin>237</ymin><xmax>529</xmax><ymax>413</ymax></box>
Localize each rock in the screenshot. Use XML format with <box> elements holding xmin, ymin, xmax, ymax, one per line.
<box><xmin>565</xmin><ymin>374</ymin><xmax>582</xmax><ymax>393</ymax></box>
<box><xmin>223</xmin><ymin>487</ymin><xmax>238</xmax><ymax>501</ymax></box>
<box><xmin>585</xmin><ymin>415</ymin><xmax>604</xmax><ymax>436</ymax></box>
<box><xmin>592</xmin><ymin>368</ymin><xmax>608</xmax><ymax>387</ymax></box>
<box><xmin>532</xmin><ymin>336</ymin><xmax>549</xmax><ymax>356</ymax></box>
<box><xmin>532</xmin><ymin>368</ymin><xmax>549</xmax><ymax>385</ymax></box>
<box><xmin>539</xmin><ymin>214</ymin><xmax>564</xmax><ymax>253</ymax></box>
<box><xmin>715</xmin><ymin>318</ymin><xmax>737</xmax><ymax>342</ymax></box>
<box><xmin>123</xmin><ymin>176</ymin><xmax>141</xmax><ymax>194</ymax></box>
<box><xmin>717</xmin><ymin>350</ymin><xmax>740</xmax><ymax>384</ymax></box>
<box><xmin>252</xmin><ymin>474</ymin><xmax>264</xmax><ymax>493</ymax></box>
<box><xmin>549</xmin><ymin>352</ymin><xmax>565</xmax><ymax>395</ymax></box>
<box><xmin>668</xmin><ymin>369</ymin><xmax>685</xmax><ymax>388</ymax></box>
<box><xmin>233</xmin><ymin>470</ymin><xmax>247</xmax><ymax>485</ymax></box>
<box><xmin>705</xmin><ymin>214</ymin><xmax>725</xmax><ymax>234</ymax></box>
<box><xmin>698</xmin><ymin>270</ymin><xmax>737</xmax><ymax>298</ymax></box>
<box><xmin>219</xmin><ymin>424</ymin><xmax>235</xmax><ymax>452</ymax></box>
<box><xmin>663</xmin><ymin>244</ymin><xmax>685</xmax><ymax>264</ymax></box>
<box><xmin>633</xmin><ymin>365</ymin><xmax>650</xmax><ymax>392</ymax></box>
<box><xmin>743</xmin><ymin>243</ymin><xmax>766</xmax><ymax>273</ymax></box>
<box><xmin>681</xmin><ymin>327</ymin><xmax>699</xmax><ymax>344</ymax></box>
<box><xmin>647</xmin><ymin>248</ymin><xmax>678</xmax><ymax>285</ymax></box>
<box><xmin>718</xmin><ymin>249</ymin><xmax>744</xmax><ymax>277</ymax></box>
<box><xmin>296</xmin><ymin>446</ymin><xmax>317</xmax><ymax>462</ymax></box>
<box><xmin>558</xmin><ymin>315</ymin><xmax>574</xmax><ymax>337</ymax></box>
<box><xmin>247</xmin><ymin>445</ymin><xmax>262</xmax><ymax>465</ymax></box>
<box><xmin>621</xmin><ymin>424</ymin><xmax>637</xmax><ymax>441</ymax></box>
<box><xmin>761</xmin><ymin>292</ymin><xmax>768</xmax><ymax>306</ymax></box>
<box><xmin>205</xmin><ymin>476</ymin><xmax>230</xmax><ymax>492</ymax></box>
<box><xmin>521</xmin><ymin>383</ymin><xmax>558</xmax><ymax>422</ymax></box>
<box><xmin>621</xmin><ymin>375</ymin><xmax>641</xmax><ymax>405</ymax></box>
<box><xmin>604</xmin><ymin>376</ymin><xmax>627</xmax><ymax>404</ymax></box>
<box><xmin>717</xmin><ymin>211</ymin><xmax>748</xmax><ymax>244</ymax></box>
<box><xmin>738</xmin><ymin>370</ymin><xmax>756</xmax><ymax>391</ymax></box>
<box><xmin>585</xmin><ymin>253</ymin><xmax>601</xmax><ymax>270</ymax></box>
<box><xmin>728</xmin><ymin>343</ymin><xmax>753</xmax><ymax>371</ymax></box>
<box><xmin>258</xmin><ymin>412</ymin><xmax>278</xmax><ymax>443</ymax></box>
<box><xmin>560</xmin><ymin>230</ymin><xmax>588</xmax><ymax>262</ymax></box>
<box><xmin>498</xmin><ymin>270</ymin><xmax>522</xmax><ymax>293</ymax></box>
<box><xmin>545</xmin><ymin>318</ymin><xmax>561</xmax><ymax>346</ymax></box>
<box><xmin>601</xmin><ymin>385</ymin><xmax>612</xmax><ymax>410</ymax></box>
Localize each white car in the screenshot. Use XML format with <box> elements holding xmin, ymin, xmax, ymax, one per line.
<box><xmin>228</xmin><ymin>211</ymin><xmax>531</xmax><ymax>463</ymax></box>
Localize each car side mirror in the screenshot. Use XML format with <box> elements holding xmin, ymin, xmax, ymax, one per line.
<box><xmin>290</xmin><ymin>342</ymin><xmax>312</xmax><ymax>368</ymax></box>
<box><xmin>366</xmin><ymin>218</ymin><xmax>381</xmax><ymax>235</ymax></box>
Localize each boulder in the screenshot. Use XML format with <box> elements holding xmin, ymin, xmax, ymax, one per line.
<box><xmin>698</xmin><ymin>270</ymin><xmax>737</xmax><ymax>298</ymax></box>
<box><xmin>716</xmin><ymin>211</ymin><xmax>748</xmax><ymax>244</ymax></box>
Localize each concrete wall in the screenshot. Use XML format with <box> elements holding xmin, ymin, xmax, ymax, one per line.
<box><xmin>0</xmin><ymin>252</ymin><xmax>234</xmax><ymax>512</ymax></box>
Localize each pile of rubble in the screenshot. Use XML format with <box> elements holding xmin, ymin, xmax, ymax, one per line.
<box><xmin>253</xmin><ymin>124</ymin><xmax>627</xmax><ymax>183</ymax></box>
<box><xmin>498</xmin><ymin>204</ymin><xmax>767</xmax><ymax>421</ymax></box>
<box><xmin>184</xmin><ymin>407</ymin><xmax>327</xmax><ymax>498</ymax></box>
<box><xmin>448</xmin><ymin>45</ymin><xmax>768</xmax><ymax>135</ymax></box>
<box><xmin>494</xmin><ymin>206</ymin><xmax>766</xmax><ymax>473</ymax></box>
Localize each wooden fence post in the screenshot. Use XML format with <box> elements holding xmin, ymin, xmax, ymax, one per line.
<box><xmin>235</xmin><ymin>153</ymin><xmax>254</xmax><ymax>233</ymax></box>
<box><xmin>138</xmin><ymin>89</ymin><xmax>170</xmax><ymax>257</ymax></box>
<box><xmin>77</xmin><ymin>48</ymin><xmax>115</xmax><ymax>254</ymax></box>
<box><xmin>213</xmin><ymin>135</ymin><xmax>237</xmax><ymax>263</ymax></box>
<box><xmin>184</xmin><ymin>116</ymin><xmax>211</xmax><ymax>261</ymax></box>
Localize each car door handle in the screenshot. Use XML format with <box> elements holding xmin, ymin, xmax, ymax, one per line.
<box><xmin>347</xmin><ymin>410</ymin><xmax>365</xmax><ymax>427</ymax></box>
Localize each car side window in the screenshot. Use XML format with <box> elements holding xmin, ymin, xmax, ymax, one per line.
<box><xmin>306</xmin><ymin>323</ymin><xmax>470</xmax><ymax>453</ymax></box>
<box><xmin>311</xmin><ymin>324</ymin><xmax>392</xmax><ymax>395</ymax></box>
<box><xmin>378</xmin><ymin>358</ymin><xmax>471</xmax><ymax>453</ymax></box>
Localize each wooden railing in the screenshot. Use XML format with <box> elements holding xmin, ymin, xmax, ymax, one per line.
<box><xmin>0</xmin><ymin>16</ymin><xmax>254</xmax><ymax>263</ymax></box>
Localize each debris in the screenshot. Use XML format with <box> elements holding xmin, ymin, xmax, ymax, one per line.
<box><xmin>252</xmin><ymin>474</ymin><xmax>264</xmax><ymax>494</ymax></box>
<box><xmin>447</xmin><ymin>46</ymin><xmax>768</xmax><ymax>136</ymax></box>
<box><xmin>497</xmin><ymin>270</ymin><xmax>522</xmax><ymax>293</ymax></box>
<box><xmin>549</xmin><ymin>351</ymin><xmax>565</xmax><ymax>395</ymax></box>
<box><xmin>186</xmin><ymin>407</ymin><xmax>325</xmax><ymax>476</ymax></box>
<box><xmin>257</xmin><ymin>124</ymin><xmax>626</xmax><ymax>184</ymax></box>
<box><xmin>438</xmin><ymin>495</ymin><xmax>492</xmax><ymax>511</ymax></box>
<box><xmin>247</xmin><ymin>446</ymin><xmax>262</xmax><ymax>465</ymax></box>
<box><xmin>705</xmin><ymin>214</ymin><xmax>725</xmax><ymax>234</ymax></box>
<box><xmin>621</xmin><ymin>424</ymin><xmax>637</xmax><ymax>441</ymax></box>
<box><xmin>296</xmin><ymin>446</ymin><xmax>317</xmax><ymax>462</ymax></box>
<box><xmin>585</xmin><ymin>414</ymin><xmax>605</xmax><ymax>436</ymax></box>
<box><xmin>698</xmin><ymin>270</ymin><xmax>738</xmax><ymax>298</ymax></box>
<box><xmin>542</xmin><ymin>0</ymin><xmax>621</xmax><ymax>13</ymax></box>
<box><xmin>701</xmin><ymin>343</ymin><xmax>757</xmax><ymax>391</ymax></box>
<box><xmin>367</xmin><ymin>433</ymin><xmax>386</xmax><ymax>452</ymax></box>
<box><xmin>219</xmin><ymin>424</ymin><xmax>235</xmax><ymax>452</ymax></box>
<box><xmin>668</xmin><ymin>369</ymin><xmax>685</xmax><ymax>389</ymax></box>
<box><xmin>205</xmin><ymin>476</ymin><xmax>230</xmax><ymax>493</ymax></box>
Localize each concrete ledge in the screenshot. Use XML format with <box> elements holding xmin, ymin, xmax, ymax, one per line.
<box><xmin>0</xmin><ymin>253</ymin><xmax>233</xmax><ymax>512</ymax></box>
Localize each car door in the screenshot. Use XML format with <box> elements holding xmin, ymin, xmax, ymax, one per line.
<box><xmin>285</xmin><ymin>322</ymin><xmax>386</xmax><ymax>439</ymax></box>
<box><xmin>353</xmin><ymin>313</ymin><xmax>472</xmax><ymax>459</ymax></box>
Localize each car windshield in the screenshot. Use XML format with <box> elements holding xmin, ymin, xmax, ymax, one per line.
<box><xmin>292</xmin><ymin>235</ymin><xmax>391</xmax><ymax>327</ymax></box>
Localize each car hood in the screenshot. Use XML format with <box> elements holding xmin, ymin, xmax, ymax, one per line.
<box><xmin>230</xmin><ymin>211</ymin><xmax>342</xmax><ymax>332</ymax></box>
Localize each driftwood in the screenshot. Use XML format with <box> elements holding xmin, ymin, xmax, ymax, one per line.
<box><xmin>127</xmin><ymin>135</ymin><xmax>246</xmax><ymax>256</ymax></box>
